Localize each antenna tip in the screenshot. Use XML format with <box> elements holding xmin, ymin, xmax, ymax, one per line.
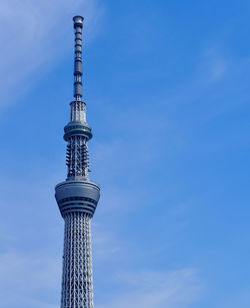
<box><xmin>73</xmin><ymin>16</ymin><xmax>84</xmax><ymax>28</ymax></box>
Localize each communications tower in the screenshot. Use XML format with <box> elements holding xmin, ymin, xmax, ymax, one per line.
<box><xmin>55</xmin><ymin>16</ymin><xmax>100</xmax><ymax>308</ymax></box>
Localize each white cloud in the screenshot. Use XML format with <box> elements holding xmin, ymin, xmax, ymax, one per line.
<box><xmin>202</xmin><ymin>46</ymin><xmax>228</xmax><ymax>82</ymax></box>
<box><xmin>0</xmin><ymin>0</ymin><xmax>103</xmax><ymax>106</ymax></box>
<box><xmin>96</xmin><ymin>268</ymin><xmax>202</xmax><ymax>308</ymax></box>
<box><xmin>0</xmin><ymin>250</ymin><xmax>61</xmax><ymax>307</ymax></box>
<box><xmin>0</xmin><ymin>251</ymin><xmax>61</xmax><ymax>289</ymax></box>
<box><xmin>92</xmin><ymin>222</ymin><xmax>121</xmax><ymax>261</ymax></box>
<box><xmin>1</xmin><ymin>296</ymin><xmax>59</xmax><ymax>308</ymax></box>
<box><xmin>212</xmin><ymin>286</ymin><xmax>250</xmax><ymax>308</ymax></box>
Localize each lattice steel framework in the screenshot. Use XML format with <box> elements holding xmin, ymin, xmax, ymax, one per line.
<box><xmin>61</xmin><ymin>213</ymin><xmax>93</xmax><ymax>308</ymax></box>
<box><xmin>55</xmin><ymin>16</ymin><xmax>100</xmax><ymax>308</ymax></box>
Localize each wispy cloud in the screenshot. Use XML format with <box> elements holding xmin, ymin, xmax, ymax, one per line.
<box><xmin>0</xmin><ymin>175</ymin><xmax>63</xmax><ymax>307</ymax></box>
<box><xmin>92</xmin><ymin>222</ymin><xmax>121</xmax><ymax>261</ymax></box>
<box><xmin>0</xmin><ymin>0</ymin><xmax>103</xmax><ymax>106</ymax></box>
<box><xmin>0</xmin><ymin>251</ymin><xmax>60</xmax><ymax>289</ymax></box>
<box><xmin>201</xmin><ymin>46</ymin><xmax>228</xmax><ymax>83</ymax></box>
<box><xmin>96</xmin><ymin>268</ymin><xmax>202</xmax><ymax>308</ymax></box>
<box><xmin>1</xmin><ymin>295</ymin><xmax>59</xmax><ymax>308</ymax></box>
<box><xmin>213</xmin><ymin>287</ymin><xmax>250</xmax><ymax>308</ymax></box>
<box><xmin>0</xmin><ymin>251</ymin><xmax>61</xmax><ymax>307</ymax></box>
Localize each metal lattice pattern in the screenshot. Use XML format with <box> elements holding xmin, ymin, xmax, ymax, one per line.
<box><xmin>61</xmin><ymin>213</ymin><xmax>94</xmax><ymax>308</ymax></box>
<box><xmin>66</xmin><ymin>136</ymin><xmax>89</xmax><ymax>178</ymax></box>
<box><xmin>70</xmin><ymin>101</ymin><xmax>86</xmax><ymax>122</ymax></box>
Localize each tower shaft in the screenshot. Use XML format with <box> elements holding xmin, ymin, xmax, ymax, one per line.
<box><xmin>61</xmin><ymin>213</ymin><xmax>93</xmax><ymax>308</ymax></box>
<box><xmin>55</xmin><ymin>16</ymin><xmax>100</xmax><ymax>308</ymax></box>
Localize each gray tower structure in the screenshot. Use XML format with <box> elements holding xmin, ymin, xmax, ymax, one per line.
<box><xmin>55</xmin><ymin>16</ymin><xmax>100</xmax><ymax>308</ymax></box>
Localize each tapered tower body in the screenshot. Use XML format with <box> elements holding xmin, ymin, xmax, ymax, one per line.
<box><xmin>55</xmin><ymin>16</ymin><xmax>100</xmax><ymax>308</ymax></box>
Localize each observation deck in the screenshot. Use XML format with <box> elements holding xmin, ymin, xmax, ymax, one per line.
<box><xmin>64</xmin><ymin>121</ymin><xmax>92</xmax><ymax>141</ymax></box>
<box><xmin>55</xmin><ymin>180</ymin><xmax>100</xmax><ymax>217</ymax></box>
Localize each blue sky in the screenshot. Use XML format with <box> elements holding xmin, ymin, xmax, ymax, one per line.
<box><xmin>0</xmin><ymin>0</ymin><xmax>249</xmax><ymax>307</ymax></box>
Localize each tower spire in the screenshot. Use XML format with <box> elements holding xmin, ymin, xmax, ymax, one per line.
<box><xmin>73</xmin><ymin>16</ymin><xmax>83</xmax><ymax>101</ymax></box>
<box><xmin>63</xmin><ymin>16</ymin><xmax>92</xmax><ymax>179</ymax></box>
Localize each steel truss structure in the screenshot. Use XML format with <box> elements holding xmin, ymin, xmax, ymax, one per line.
<box><xmin>55</xmin><ymin>16</ymin><xmax>100</xmax><ymax>308</ymax></box>
<box><xmin>61</xmin><ymin>213</ymin><xmax>93</xmax><ymax>308</ymax></box>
